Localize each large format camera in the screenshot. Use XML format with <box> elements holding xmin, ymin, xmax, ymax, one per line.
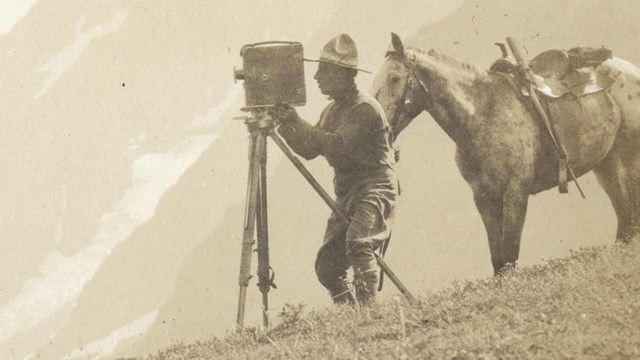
<box><xmin>234</xmin><ymin>41</ymin><xmax>306</xmax><ymax>109</ymax></box>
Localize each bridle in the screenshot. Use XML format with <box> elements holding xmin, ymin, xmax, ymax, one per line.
<box><xmin>388</xmin><ymin>49</ymin><xmax>430</xmax><ymax>131</ymax></box>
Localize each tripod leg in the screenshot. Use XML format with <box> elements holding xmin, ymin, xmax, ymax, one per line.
<box><xmin>268</xmin><ymin>129</ymin><xmax>349</xmax><ymax>222</ymax></box>
<box><xmin>256</xmin><ymin>132</ymin><xmax>271</xmax><ymax>328</ymax></box>
<box><xmin>237</xmin><ymin>131</ymin><xmax>265</xmax><ymax>330</ymax></box>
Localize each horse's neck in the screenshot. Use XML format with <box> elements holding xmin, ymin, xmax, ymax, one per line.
<box><xmin>416</xmin><ymin>56</ymin><xmax>481</xmax><ymax>145</ymax></box>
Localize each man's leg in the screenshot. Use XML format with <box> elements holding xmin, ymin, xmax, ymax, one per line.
<box><xmin>346</xmin><ymin>202</ymin><xmax>391</xmax><ymax>305</ymax></box>
<box><xmin>315</xmin><ymin>213</ymin><xmax>353</xmax><ymax>304</ymax></box>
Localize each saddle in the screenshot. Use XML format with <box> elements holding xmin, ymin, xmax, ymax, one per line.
<box><xmin>490</xmin><ymin>42</ymin><xmax>617</xmax><ymax>195</ymax></box>
<box><xmin>490</xmin><ymin>45</ymin><xmax>615</xmax><ymax>98</ymax></box>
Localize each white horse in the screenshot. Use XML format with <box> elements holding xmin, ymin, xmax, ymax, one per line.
<box><xmin>372</xmin><ymin>33</ymin><xmax>640</xmax><ymax>274</ymax></box>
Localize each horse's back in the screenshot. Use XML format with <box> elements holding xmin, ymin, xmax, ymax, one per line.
<box><xmin>598</xmin><ymin>57</ymin><xmax>640</xmax><ymax>135</ymax></box>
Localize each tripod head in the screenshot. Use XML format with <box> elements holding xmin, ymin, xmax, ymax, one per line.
<box><xmin>245</xmin><ymin>109</ymin><xmax>278</xmax><ymax>132</ymax></box>
<box><xmin>234</xmin><ymin>107</ymin><xmax>279</xmax><ymax>132</ymax></box>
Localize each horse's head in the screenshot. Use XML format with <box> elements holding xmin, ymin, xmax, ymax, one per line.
<box><xmin>372</xmin><ymin>33</ymin><xmax>429</xmax><ymax>140</ymax></box>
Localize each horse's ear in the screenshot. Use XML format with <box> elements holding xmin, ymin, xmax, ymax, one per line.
<box><xmin>391</xmin><ymin>33</ymin><xmax>405</xmax><ymax>57</ymax></box>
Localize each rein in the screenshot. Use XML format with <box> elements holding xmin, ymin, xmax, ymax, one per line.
<box><xmin>388</xmin><ymin>49</ymin><xmax>430</xmax><ymax>130</ymax></box>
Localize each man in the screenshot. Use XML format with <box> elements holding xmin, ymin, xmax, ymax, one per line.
<box><xmin>273</xmin><ymin>34</ymin><xmax>399</xmax><ymax>304</ymax></box>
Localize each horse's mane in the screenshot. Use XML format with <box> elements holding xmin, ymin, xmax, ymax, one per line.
<box><xmin>410</xmin><ymin>47</ymin><xmax>484</xmax><ymax>75</ymax></box>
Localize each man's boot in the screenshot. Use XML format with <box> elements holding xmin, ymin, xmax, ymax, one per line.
<box><xmin>329</xmin><ymin>278</ymin><xmax>355</xmax><ymax>305</ymax></box>
<box><xmin>354</xmin><ymin>269</ymin><xmax>378</xmax><ymax>305</ymax></box>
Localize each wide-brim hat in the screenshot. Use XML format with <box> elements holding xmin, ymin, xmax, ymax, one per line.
<box><xmin>305</xmin><ymin>33</ymin><xmax>371</xmax><ymax>73</ymax></box>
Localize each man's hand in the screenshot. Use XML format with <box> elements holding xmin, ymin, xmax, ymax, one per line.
<box><xmin>270</xmin><ymin>103</ymin><xmax>301</xmax><ymax>124</ymax></box>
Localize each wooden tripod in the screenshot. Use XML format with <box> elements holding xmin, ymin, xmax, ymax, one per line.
<box><xmin>236</xmin><ymin>110</ymin><xmax>415</xmax><ymax>331</ymax></box>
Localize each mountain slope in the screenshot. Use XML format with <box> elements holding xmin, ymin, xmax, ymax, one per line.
<box><xmin>150</xmin><ymin>242</ymin><xmax>640</xmax><ymax>359</ymax></box>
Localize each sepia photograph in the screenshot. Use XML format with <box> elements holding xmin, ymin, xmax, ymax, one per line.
<box><xmin>1</xmin><ymin>0</ymin><xmax>639</xmax><ymax>358</ymax></box>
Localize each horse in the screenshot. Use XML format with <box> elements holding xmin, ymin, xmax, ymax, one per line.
<box><xmin>371</xmin><ymin>33</ymin><xmax>640</xmax><ymax>275</ymax></box>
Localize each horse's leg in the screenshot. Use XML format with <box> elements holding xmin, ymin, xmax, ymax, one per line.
<box><xmin>499</xmin><ymin>184</ymin><xmax>529</xmax><ymax>273</ymax></box>
<box><xmin>473</xmin><ymin>192</ymin><xmax>504</xmax><ymax>275</ymax></box>
<box><xmin>593</xmin><ymin>149</ymin><xmax>634</xmax><ymax>242</ymax></box>
<box><xmin>621</xmin><ymin>152</ymin><xmax>640</xmax><ymax>241</ymax></box>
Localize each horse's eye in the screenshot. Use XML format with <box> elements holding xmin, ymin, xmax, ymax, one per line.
<box><xmin>391</xmin><ymin>76</ymin><xmax>401</xmax><ymax>83</ymax></box>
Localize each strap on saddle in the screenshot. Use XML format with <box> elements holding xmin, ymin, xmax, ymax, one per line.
<box><xmin>502</xmin><ymin>38</ymin><xmax>589</xmax><ymax>197</ymax></box>
<box><xmin>524</xmin><ymin>76</ymin><xmax>571</xmax><ymax>194</ymax></box>
<box><xmin>496</xmin><ymin>72</ymin><xmax>570</xmax><ymax>194</ymax></box>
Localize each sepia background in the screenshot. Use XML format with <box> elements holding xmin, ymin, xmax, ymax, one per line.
<box><xmin>1</xmin><ymin>0</ymin><xmax>639</xmax><ymax>358</ymax></box>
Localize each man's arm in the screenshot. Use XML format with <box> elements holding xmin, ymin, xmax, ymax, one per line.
<box><xmin>297</xmin><ymin>103</ymin><xmax>382</xmax><ymax>159</ymax></box>
<box><xmin>276</xmin><ymin>121</ymin><xmax>322</xmax><ymax>160</ymax></box>
<box><xmin>274</xmin><ymin>102</ymin><xmax>383</xmax><ymax>160</ymax></box>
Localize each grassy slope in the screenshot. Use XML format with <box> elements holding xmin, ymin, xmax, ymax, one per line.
<box><xmin>142</xmin><ymin>241</ymin><xmax>640</xmax><ymax>359</ymax></box>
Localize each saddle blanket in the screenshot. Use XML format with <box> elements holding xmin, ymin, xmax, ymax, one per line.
<box><xmin>542</xmin><ymin>90</ymin><xmax>619</xmax><ymax>168</ymax></box>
